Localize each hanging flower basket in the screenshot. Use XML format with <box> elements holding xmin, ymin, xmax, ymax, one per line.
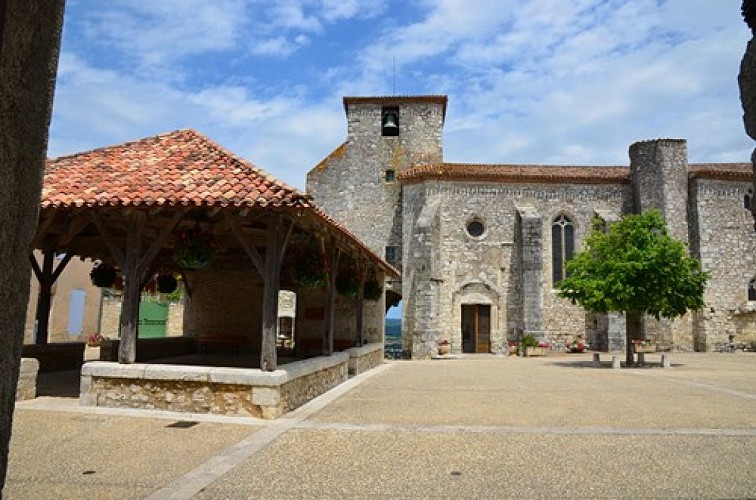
<box><xmin>363</xmin><ymin>279</ymin><xmax>383</xmax><ymax>301</ymax></box>
<box><xmin>172</xmin><ymin>229</ymin><xmax>217</xmax><ymax>270</ymax></box>
<box><xmin>336</xmin><ymin>272</ymin><xmax>359</xmax><ymax>298</ymax></box>
<box><xmin>156</xmin><ymin>273</ymin><xmax>178</xmax><ymax>293</ymax></box>
<box><xmin>292</xmin><ymin>249</ymin><xmax>327</xmax><ymax>289</ymax></box>
<box><xmin>90</xmin><ymin>261</ymin><xmax>117</xmax><ymax>288</ymax></box>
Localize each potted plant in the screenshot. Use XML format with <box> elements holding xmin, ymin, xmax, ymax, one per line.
<box><xmin>632</xmin><ymin>339</ymin><xmax>656</xmax><ymax>353</ymax></box>
<box><xmin>522</xmin><ymin>334</ymin><xmax>547</xmax><ymax>357</ymax></box>
<box><xmin>292</xmin><ymin>248</ymin><xmax>328</xmax><ymax>289</ymax></box>
<box><xmin>90</xmin><ymin>261</ymin><xmax>117</xmax><ymax>288</ymax></box>
<box><xmin>172</xmin><ymin>228</ymin><xmax>217</xmax><ymax>270</ymax></box>
<box><xmin>567</xmin><ymin>336</ymin><xmax>587</xmax><ymax>353</ymax></box>
<box><xmin>86</xmin><ymin>333</ymin><xmax>105</xmax><ymax>347</ymax></box>
<box><xmin>437</xmin><ymin>339</ymin><xmax>451</xmax><ymax>355</ymax></box>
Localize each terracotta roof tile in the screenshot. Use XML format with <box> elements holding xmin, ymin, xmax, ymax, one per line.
<box><xmin>688</xmin><ymin>163</ymin><xmax>753</xmax><ymax>181</ymax></box>
<box><xmin>42</xmin><ymin>129</ymin><xmax>311</xmax><ymax>209</ymax></box>
<box><xmin>400</xmin><ymin>162</ymin><xmax>754</xmax><ymax>185</ymax></box>
<box><xmin>398</xmin><ymin>163</ymin><xmax>631</xmax><ymax>184</ymax></box>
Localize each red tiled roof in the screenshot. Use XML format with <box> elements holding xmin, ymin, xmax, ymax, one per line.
<box><xmin>689</xmin><ymin>163</ymin><xmax>753</xmax><ymax>181</ymax></box>
<box><xmin>398</xmin><ymin>163</ymin><xmax>631</xmax><ymax>185</ymax></box>
<box><xmin>42</xmin><ymin>129</ymin><xmax>311</xmax><ymax>209</ymax></box>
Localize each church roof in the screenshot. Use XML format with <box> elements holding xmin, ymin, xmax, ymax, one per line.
<box><xmin>398</xmin><ymin>163</ymin><xmax>631</xmax><ymax>185</ymax></box>
<box><xmin>399</xmin><ymin>162</ymin><xmax>754</xmax><ymax>185</ymax></box>
<box><xmin>689</xmin><ymin>163</ymin><xmax>753</xmax><ymax>181</ymax></box>
<box><xmin>42</xmin><ymin>129</ymin><xmax>311</xmax><ymax>209</ymax></box>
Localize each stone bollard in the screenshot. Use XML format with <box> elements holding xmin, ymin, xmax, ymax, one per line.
<box><xmin>611</xmin><ymin>356</ymin><xmax>621</xmax><ymax>369</ymax></box>
<box><xmin>16</xmin><ymin>357</ymin><xmax>40</xmax><ymax>401</ymax></box>
<box><xmin>661</xmin><ymin>354</ymin><xmax>671</xmax><ymax>368</ymax></box>
<box><xmin>592</xmin><ymin>352</ymin><xmax>601</xmax><ymax>367</ymax></box>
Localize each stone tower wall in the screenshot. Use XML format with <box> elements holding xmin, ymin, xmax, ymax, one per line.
<box><xmin>629</xmin><ymin>139</ymin><xmax>691</xmax><ymax>346</ymax></box>
<box><xmin>307</xmin><ymin>98</ymin><xmax>445</xmax><ymax>270</ymax></box>
<box><xmin>689</xmin><ymin>177</ymin><xmax>756</xmax><ymax>350</ymax></box>
<box><xmin>629</xmin><ymin>139</ymin><xmax>690</xmax><ymax>242</ymax></box>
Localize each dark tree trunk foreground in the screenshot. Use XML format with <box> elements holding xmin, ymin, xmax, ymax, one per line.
<box><xmin>0</xmin><ymin>1</ymin><xmax>65</xmax><ymax>493</ymax></box>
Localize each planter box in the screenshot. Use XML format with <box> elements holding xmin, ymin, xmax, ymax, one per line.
<box><xmin>525</xmin><ymin>346</ymin><xmax>546</xmax><ymax>357</ymax></box>
<box><xmin>633</xmin><ymin>344</ymin><xmax>657</xmax><ymax>353</ymax></box>
<box><xmin>438</xmin><ymin>344</ymin><xmax>451</xmax><ymax>356</ymax></box>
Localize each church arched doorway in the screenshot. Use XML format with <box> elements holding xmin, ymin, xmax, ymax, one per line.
<box><xmin>461</xmin><ymin>304</ymin><xmax>491</xmax><ymax>353</ymax></box>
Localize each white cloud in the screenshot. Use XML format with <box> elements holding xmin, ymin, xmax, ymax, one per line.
<box><xmin>50</xmin><ymin>0</ymin><xmax>753</xmax><ymax>195</ymax></box>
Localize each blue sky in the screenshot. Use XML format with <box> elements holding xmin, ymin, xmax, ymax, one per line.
<box><xmin>50</xmin><ymin>0</ymin><xmax>753</xmax><ymax>190</ymax></box>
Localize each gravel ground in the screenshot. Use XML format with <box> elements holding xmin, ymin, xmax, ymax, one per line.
<box><xmin>6</xmin><ymin>352</ymin><xmax>755</xmax><ymax>499</ymax></box>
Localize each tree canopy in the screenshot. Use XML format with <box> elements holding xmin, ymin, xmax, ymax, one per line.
<box><xmin>558</xmin><ymin>210</ymin><xmax>709</xmax><ymax>318</ymax></box>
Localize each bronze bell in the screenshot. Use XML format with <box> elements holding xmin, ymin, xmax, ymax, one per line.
<box><xmin>382</xmin><ymin>112</ymin><xmax>399</xmax><ymax>135</ymax></box>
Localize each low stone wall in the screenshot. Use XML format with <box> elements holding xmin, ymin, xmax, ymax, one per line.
<box><xmin>99</xmin><ymin>337</ymin><xmax>196</xmax><ymax>362</ymax></box>
<box><xmin>16</xmin><ymin>358</ymin><xmax>39</xmax><ymax>401</ymax></box>
<box><xmin>22</xmin><ymin>342</ymin><xmax>85</xmax><ymax>373</ymax></box>
<box><xmin>80</xmin><ymin>353</ymin><xmax>349</xmax><ymax>419</ymax></box>
<box><xmin>345</xmin><ymin>343</ymin><xmax>384</xmax><ymax>375</ymax></box>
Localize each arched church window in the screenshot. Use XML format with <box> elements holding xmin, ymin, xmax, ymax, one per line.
<box><xmin>552</xmin><ymin>214</ymin><xmax>574</xmax><ymax>283</ymax></box>
<box><xmin>749</xmin><ymin>277</ymin><xmax>756</xmax><ymax>302</ymax></box>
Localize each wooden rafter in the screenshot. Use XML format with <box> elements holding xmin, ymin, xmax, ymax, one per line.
<box><xmin>225</xmin><ymin>211</ymin><xmax>264</xmax><ymax>277</ymax></box>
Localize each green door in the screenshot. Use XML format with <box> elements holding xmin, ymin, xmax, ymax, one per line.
<box><xmin>137</xmin><ymin>300</ymin><xmax>168</xmax><ymax>338</ymax></box>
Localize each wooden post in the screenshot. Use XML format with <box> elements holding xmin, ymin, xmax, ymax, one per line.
<box><xmin>323</xmin><ymin>243</ymin><xmax>340</xmax><ymax>356</ymax></box>
<box><xmin>118</xmin><ymin>212</ymin><xmax>145</xmax><ymax>364</ymax></box>
<box><xmin>354</xmin><ymin>263</ymin><xmax>367</xmax><ymax>347</ymax></box>
<box><xmin>260</xmin><ymin>216</ymin><xmax>291</xmax><ymax>371</ymax></box>
<box><xmin>29</xmin><ymin>250</ymin><xmax>73</xmax><ymax>344</ymax></box>
<box><xmin>93</xmin><ymin>209</ymin><xmax>184</xmax><ymax>364</ymax></box>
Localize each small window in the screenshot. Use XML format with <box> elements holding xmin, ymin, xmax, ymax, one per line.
<box><xmin>385</xmin><ymin>246</ymin><xmax>398</xmax><ymax>265</ymax></box>
<box><xmin>466</xmin><ymin>219</ymin><xmax>485</xmax><ymax>238</ymax></box>
<box><xmin>745</xmin><ymin>189</ymin><xmax>753</xmax><ymax>210</ymax></box>
<box><xmin>749</xmin><ymin>277</ymin><xmax>756</xmax><ymax>302</ymax></box>
<box><xmin>381</xmin><ymin>107</ymin><xmax>399</xmax><ymax>136</ymax></box>
<box><xmin>385</xmin><ymin>169</ymin><xmax>396</xmax><ymax>183</ymax></box>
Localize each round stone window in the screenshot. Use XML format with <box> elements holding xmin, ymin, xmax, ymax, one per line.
<box><xmin>466</xmin><ymin>219</ymin><xmax>485</xmax><ymax>238</ymax></box>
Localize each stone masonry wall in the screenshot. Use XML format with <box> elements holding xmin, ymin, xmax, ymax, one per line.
<box><xmin>16</xmin><ymin>358</ymin><xmax>39</xmax><ymax>401</ymax></box>
<box><xmin>690</xmin><ymin>178</ymin><xmax>756</xmax><ymax>350</ymax></box>
<box><xmin>402</xmin><ymin>180</ymin><xmax>631</xmax><ymax>356</ymax></box>
<box><xmin>307</xmin><ymin>99</ymin><xmax>445</xmax><ymax>270</ymax></box>
<box><xmin>81</xmin><ymin>355</ymin><xmax>349</xmax><ymax>419</ymax></box>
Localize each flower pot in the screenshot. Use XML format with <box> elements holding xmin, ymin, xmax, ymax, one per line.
<box><xmin>438</xmin><ymin>344</ymin><xmax>451</xmax><ymax>355</ymax></box>
<box><xmin>633</xmin><ymin>344</ymin><xmax>656</xmax><ymax>353</ymax></box>
<box><xmin>525</xmin><ymin>346</ymin><xmax>546</xmax><ymax>357</ymax></box>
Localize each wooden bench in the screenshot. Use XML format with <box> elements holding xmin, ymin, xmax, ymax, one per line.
<box><xmin>196</xmin><ymin>335</ymin><xmax>246</xmax><ymax>355</ymax></box>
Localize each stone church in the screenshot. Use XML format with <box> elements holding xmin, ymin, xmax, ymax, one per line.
<box><xmin>307</xmin><ymin>95</ymin><xmax>755</xmax><ymax>359</ymax></box>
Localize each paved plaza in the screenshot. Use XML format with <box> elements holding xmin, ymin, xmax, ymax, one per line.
<box><xmin>6</xmin><ymin>352</ymin><xmax>756</xmax><ymax>498</ymax></box>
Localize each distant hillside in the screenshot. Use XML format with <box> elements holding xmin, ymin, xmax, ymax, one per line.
<box><xmin>385</xmin><ymin>318</ymin><xmax>401</xmax><ymax>338</ymax></box>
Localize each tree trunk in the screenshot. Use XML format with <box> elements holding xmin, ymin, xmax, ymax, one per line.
<box><xmin>0</xmin><ymin>0</ymin><xmax>65</xmax><ymax>493</ymax></box>
<box><xmin>625</xmin><ymin>311</ymin><xmax>644</xmax><ymax>366</ymax></box>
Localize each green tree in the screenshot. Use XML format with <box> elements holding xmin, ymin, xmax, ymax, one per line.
<box><xmin>557</xmin><ymin>210</ymin><xmax>709</xmax><ymax>366</ymax></box>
